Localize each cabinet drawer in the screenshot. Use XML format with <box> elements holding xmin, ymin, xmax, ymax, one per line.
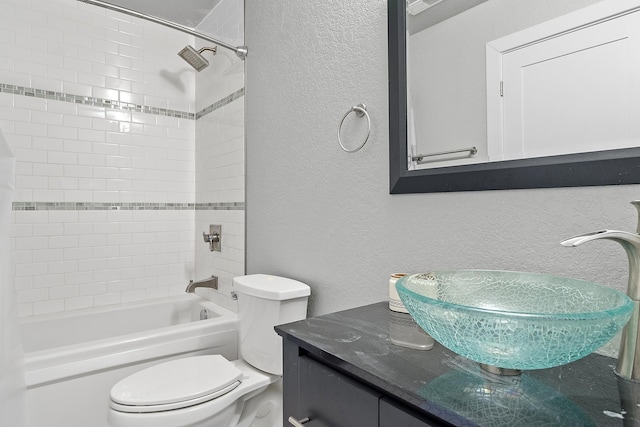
<box><xmin>380</xmin><ymin>397</ymin><xmax>445</xmax><ymax>427</ymax></box>
<box><xmin>291</xmin><ymin>355</ymin><xmax>381</xmax><ymax>427</ymax></box>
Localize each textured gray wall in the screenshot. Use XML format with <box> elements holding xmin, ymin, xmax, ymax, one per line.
<box><xmin>245</xmin><ymin>0</ymin><xmax>640</xmax><ymax>317</ymax></box>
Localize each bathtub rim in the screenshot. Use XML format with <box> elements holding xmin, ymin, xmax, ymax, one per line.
<box><xmin>21</xmin><ymin>294</ymin><xmax>239</xmax><ymax>388</ymax></box>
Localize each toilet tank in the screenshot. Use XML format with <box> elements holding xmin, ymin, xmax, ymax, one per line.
<box><xmin>233</xmin><ymin>274</ymin><xmax>310</xmax><ymax>375</ymax></box>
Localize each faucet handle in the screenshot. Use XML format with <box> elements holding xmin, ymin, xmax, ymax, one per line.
<box><xmin>203</xmin><ymin>225</ymin><xmax>222</xmax><ymax>251</ymax></box>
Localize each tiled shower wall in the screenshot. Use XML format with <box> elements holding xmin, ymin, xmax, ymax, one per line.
<box><xmin>193</xmin><ymin>0</ymin><xmax>245</xmax><ymax>308</ymax></box>
<box><xmin>0</xmin><ymin>0</ymin><xmax>245</xmax><ymax>316</ymax></box>
<box><xmin>196</xmin><ymin>0</ymin><xmax>244</xmax><ymax>48</ymax></box>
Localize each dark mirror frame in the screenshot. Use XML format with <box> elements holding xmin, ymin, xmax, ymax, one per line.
<box><xmin>388</xmin><ymin>0</ymin><xmax>640</xmax><ymax>194</ymax></box>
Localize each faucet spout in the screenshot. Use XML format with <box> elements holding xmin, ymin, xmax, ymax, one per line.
<box><xmin>185</xmin><ymin>275</ymin><xmax>218</xmax><ymax>293</ymax></box>
<box><xmin>562</xmin><ymin>202</ymin><xmax>640</xmax><ymax>380</ymax></box>
<box><xmin>561</xmin><ymin>230</ymin><xmax>640</xmax><ymax>301</ymax></box>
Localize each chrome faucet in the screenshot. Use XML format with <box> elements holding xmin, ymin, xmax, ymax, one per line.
<box><xmin>185</xmin><ymin>275</ymin><xmax>218</xmax><ymax>293</ymax></box>
<box><xmin>561</xmin><ymin>200</ymin><xmax>640</xmax><ymax>381</ymax></box>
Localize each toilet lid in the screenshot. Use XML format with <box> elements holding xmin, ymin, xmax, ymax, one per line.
<box><xmin>110</xmin><ymin>355</ymin><xmax>242</xmax><ymax>411</ymax></box>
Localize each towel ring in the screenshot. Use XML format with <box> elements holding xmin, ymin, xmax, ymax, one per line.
<box><xmin>338</xmin><ymin>103</ymin><xmax>371</xmax><ymax>153</ymax></box>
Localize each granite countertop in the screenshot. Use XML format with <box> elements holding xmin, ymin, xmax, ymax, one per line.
<box><xmin>276</xmin><ymin>302</ymin><xmax>635</xmax><ymax>427</ymax></box>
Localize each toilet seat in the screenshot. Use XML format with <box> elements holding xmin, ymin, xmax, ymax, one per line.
<box><xmin>110</xmin><ymin>355</ymin><xmax>242</xmax><ymax>414</ymax></box>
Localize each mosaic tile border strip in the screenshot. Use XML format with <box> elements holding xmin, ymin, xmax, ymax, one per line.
<box><xmin>0</xmin><ymin>83</ymin><xmax>196</xmax><ymax>120</ymax></box>
<box><xmin>196</xmin><ymin>88</ymin><xmax>244</xmax><ymax>119</ymax></box>
<box><xmin>0</xmin><ymin>84</ymin><xmax>244</xmax><ymax>121</ymax></box>
<box><xmin>12</xmin><ymin>202</ymin><xmax>245</xmax><ymax>211</ymax></box>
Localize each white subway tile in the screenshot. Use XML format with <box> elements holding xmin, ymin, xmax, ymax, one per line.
<box><xmin>64</xmin><ymin>164</ymin><xmax>93</xmax><ymax>178</ymax></box>
<box><xmin>93</xmin><ymin>167</ymin><xmax>119</xmax><ymax>179</ymax></box>
<box><xmin>105</xmin><ymin>52</ymin><xmax>132</xmax><ymax>69</ymax></box>
<box><xmin>32</xmin><ymin>273</ymin><xmax>64</xmax><ymax>289</ymax></box>
<box><xmin>46</xmin><ymin>64</ymin><xmax>77</xmax><ymax>82</ymax></box>
<box><xmin>118</xmin><ymin>91</ymin><xmax>144</xmax><ymax>105</ymax></box>
<box><xmin>78</xmin><ymin>154</ymin><xmax>106</xmax><ymax>167</ymax></box>
<box><xmin>93</xmin><ymin>87</ymin><xmax>119</xmax><ymax>102</ymax></box>
<box><xmin>78</xmin><ymin>178</ymin><xmax>106</xmax><ymax>190</ymax></box>
<box><xmin>32</xmin><ymin>136</ymin><xmax>63</xmax><ymax>152</ymax></box>
<box><xmin>17</xmin><ymin>288</ymin><xmax>48</xmax><ymax>304</ymax></box>
<box><xmin>93</xmin><ymin>190</ymin><xmax>120</xmax><ymax>202</ymax></box>
<box><xmin>62</xmin><ymin>81</ymin><xmax>92</xmax><ymax>97</ymax></box>
<box><xmin>0</xmin><ymin>105</ymin><xmax>29</xmax><ymax>122</ymax></box>
<box><xmin>32</xmin><ymin>189</ymin><xmax>63</xmax><ymax>201</ymax></box>
<box><xmin>145</xmin><ymin>286</ymin><xmax>168</xmax><ymax>299</ymax></box>
<box><xmin>65</xmin><ymin>295</ymin><xmax>93</xmax><ymax>311</ymax></box>
<box><xmin>92</xmin><ymin>117</ymin><xmax>120</xmax><ymax>131</ymax></box>
<box><xmin>77</xmin><ymin>281</ymin><xmax>106</xmax><ymax>295</ymax></box>
<box><xmin>120</xmin><ymin>289</ymin><xmax>146</xmax><ymax>303</ymax></box>
<box><xmin>13</xmin><ymin>95</ymin><xmax>47</xmax><ymax>111</ymax></box>
<box><xmin>63</xmin><ymin>222</ymin><xmax>93</xmax><ymax>236</ymax></box>
<box><xmin>16</xmin><ymin>175</ymin><xmax>48</xmax><ymax>190</ymax></box>
<box><xmin>49</xmin><ymin>285</ymin><xmax>80</xmax><ymax>300</ymax></box>
<box><xmin>49</xmin><ymin>211</ymin><xmax>79</xmax><ymax>223</ymax></box>
<box><xmin>105</xmin><ymin>110</ymin><xmax>131</xmax><ymax>122</ymax></box>
<box><xmin>48</xmin><ymin>151</ymin><xmax>78</xmax><ymax>165</ymax></box>
<box><xmin>79</xmin><ymin>258</ymin><xmax>106</xmax><ymax>272</ymax></box>
<box><xmin>63</xmin><ymin>115</ymin><xmax>92</xmax><ymax>130</ymax></box>
<box><xmin>48</xmin><ymin>126</ymin><xmax>78</xmax><ymax>141</ymax></box>
<box><xmin>77</xmin><ymin>71</ymin><xmax>106</xmax><ymax>88</ymax></box>
<box><xmin>49</xmin><ymin>235</ymin><xmax>78</xmax><ymax>249</ymax></box>
<box><xmin>10</xmin><ymin>221</ymin><xmax>33</xmax><ymax>237</ymax></box>
<box><xmin>94</xmin><ymin>268</ymin><xmax>120</xmax><ymax>283</ymax></box>
<box><xmin>94</xmin><ymin>292</ymin><xmax>121</xmax><ymax>307</ymax></box>
<box><xmin>92</xmin><ymin>61</ymin><xmax>119</xmax><ymax>78</ymax></box>
<box><xmin>47</xmin><ymin>100</ymin><xmax>77</xmax><ymax>115</ymax></box>
<box><xmin>33</xmin><ymin>299</ymin><xmax>65</xmax><ymax>315</ymax></box>
<box><xmin>63</xmin><ymin>189</ymin><xmax>93</xmax><ymax>200</ymax></box>
<box><xmin>33</xmin><ymin>222</ymin><xmax>64</xmax><ymax>237</ymax></box>
<box><xmin>78</xmin><ymin>210</ymin><xmax>107</xmax><ymax>223</ymax></box>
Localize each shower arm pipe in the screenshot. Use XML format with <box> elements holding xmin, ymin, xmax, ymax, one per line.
<box><xmin>77</xmin><ymin>0</ymin><xmax>247</xmax><ymax>59</ymax></box>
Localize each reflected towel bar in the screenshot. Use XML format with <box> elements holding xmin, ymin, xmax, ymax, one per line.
<box><xmin>412</xmin><ymin>146</ymin><xmax>478</xmax><ymax>162</ymax></box>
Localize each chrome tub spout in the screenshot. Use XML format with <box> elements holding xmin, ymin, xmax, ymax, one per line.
<box><xmin>561</xmin><ymin>201</ymin><xmax>640</xmax><ymax>381</ymax></box>
<box><xmin>185</xmin><ymin>275</ymin><xmax>218</xmax><ymax>293</ymax></box>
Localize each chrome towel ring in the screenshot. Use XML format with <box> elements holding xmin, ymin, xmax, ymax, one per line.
<box><xmin>338</xmin><ymin>103</ymin><xmax>371</xmax><ymax>153</ymax></box>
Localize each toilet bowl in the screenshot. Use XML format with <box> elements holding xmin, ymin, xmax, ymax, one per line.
<box><xmin>107</xmin><ymin>274</ymin><xmax>310</xmax><ymax>427</ymax></box>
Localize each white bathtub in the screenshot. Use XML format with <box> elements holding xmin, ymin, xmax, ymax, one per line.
<box><xmin>20</xmin><ymin>294</ymin><xmax>238</xmax><ymax>427</ymax></box>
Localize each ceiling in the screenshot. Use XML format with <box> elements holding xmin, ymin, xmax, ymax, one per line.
<box><xmin>100</xmin><ymin>0</ymin><xmax>222</xmax><ymax>27</ymax></box>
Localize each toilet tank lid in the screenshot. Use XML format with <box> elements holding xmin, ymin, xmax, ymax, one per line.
<box><xmin>233</xmin><ymin>274</ymin><xmax>310</xmax><ymax>300</ymax></box>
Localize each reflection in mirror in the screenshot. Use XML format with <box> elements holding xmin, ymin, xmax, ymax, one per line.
<box><xmin>389</xmin><ymin>0</ymin><xmax>640</xmax><ymax>193</ymax></box>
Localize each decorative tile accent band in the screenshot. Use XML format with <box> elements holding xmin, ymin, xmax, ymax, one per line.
<box><xmin>0</xmin><ymin>83</ymin><xmax>196</xmax><ymax>120</ymax></box>
<box><xmin>12</xmin><ymin>202</ymin><xmax>245</xmax><ymax>211</ymax></box>
<box><xmin>196</xmin><ymin>88</ymin><xmax>245</xmax><ymax>119</ymax></box>
<box><xmin>0</xmin><ymin>84</ymin><xmax>245</xmax><ymax>121</ymax></box>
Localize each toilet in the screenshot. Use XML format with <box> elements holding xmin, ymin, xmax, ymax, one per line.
<box><xmin>107</xmin><ymin>274</ymin><xmax>310</xmax><ymax>427</ymax></box>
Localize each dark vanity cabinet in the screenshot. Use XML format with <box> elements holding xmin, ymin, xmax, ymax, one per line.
<box><xmin>276</xmin><ymin>302</ymin><xmax>629</xmax><ymax>427</ymax></box>
<box><xmin>282</xmin><ymin>345</ymin><xmax>442</xmax><ymax>427</ymax></box>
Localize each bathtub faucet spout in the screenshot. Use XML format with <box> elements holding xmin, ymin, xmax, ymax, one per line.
<box><xmin>185</xmin><ymin>275</ymin><xmax>218</xmax><ymax>293</ymax></box>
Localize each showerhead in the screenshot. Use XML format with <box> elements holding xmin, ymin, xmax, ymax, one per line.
<box><xmin>178</xmin><ymin>45</ymin><xmax>217</xmax><ymax>72</ymax></box>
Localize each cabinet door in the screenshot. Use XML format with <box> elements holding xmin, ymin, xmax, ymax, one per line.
<box><xmin>380</xmin><ymin>397</ymin><xmax>445</xmax><ymax>427</ymax></box>
<box><xmin>289</xmin><ymin>355</ymin><xmax>381</xmax><ymax>427</ymax></box>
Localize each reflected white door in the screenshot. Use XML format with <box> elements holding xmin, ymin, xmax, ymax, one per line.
<box><xmin>489</xmin><ymin>5</ymin><xmax>640</xmax><ymax>161</ymax></box>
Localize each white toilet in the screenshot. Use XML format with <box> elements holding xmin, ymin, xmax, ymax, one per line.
<box><xmin>107</xmin><ymin>274</ymin><xmax>310</xmax><ymax>427</ymax></box>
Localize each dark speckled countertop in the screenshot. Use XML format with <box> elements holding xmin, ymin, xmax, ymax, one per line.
<box><xmin>276</xmin><ymin>302</ymin><xmax>638</xmax><ymax>427</ymax></box>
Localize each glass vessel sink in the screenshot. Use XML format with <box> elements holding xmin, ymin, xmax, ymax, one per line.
<box><xmin>396</xmin><ymin>270</ymin><xmax>634</xmax><ymax>371</ymax></box>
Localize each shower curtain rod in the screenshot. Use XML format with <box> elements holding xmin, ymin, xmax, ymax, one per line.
<box><xmin>77</xmin><ymin>0</ymin><xmax>247</xmax><ymax>59</ymax></box>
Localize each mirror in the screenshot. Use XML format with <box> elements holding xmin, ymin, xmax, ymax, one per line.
<box><xmin>389</xmin><ymin>0</ymin><xmax>640</xmax><ymax>193</ymax></box>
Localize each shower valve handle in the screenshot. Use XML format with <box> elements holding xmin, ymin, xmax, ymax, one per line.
<box><xmin>202</xmin><ymin>232</ymin><xmax>220</xmax><ymax>243</ymax></box>
<box><xmin>203</xmin><ymin>225</ymin><xmax>222</xmax><ymax>252</ymax></box>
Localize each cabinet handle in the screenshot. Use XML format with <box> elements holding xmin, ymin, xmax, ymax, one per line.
<box><xmin>288</xmin><ymin>416</ymin><xmax>310</xmax><ymax>427</ymax></box>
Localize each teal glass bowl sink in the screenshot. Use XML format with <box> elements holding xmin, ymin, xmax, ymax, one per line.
<box><xmin>396</xmin><ymin>270</ymin><xmax>634</xmax><ymax>371</ymax></box>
